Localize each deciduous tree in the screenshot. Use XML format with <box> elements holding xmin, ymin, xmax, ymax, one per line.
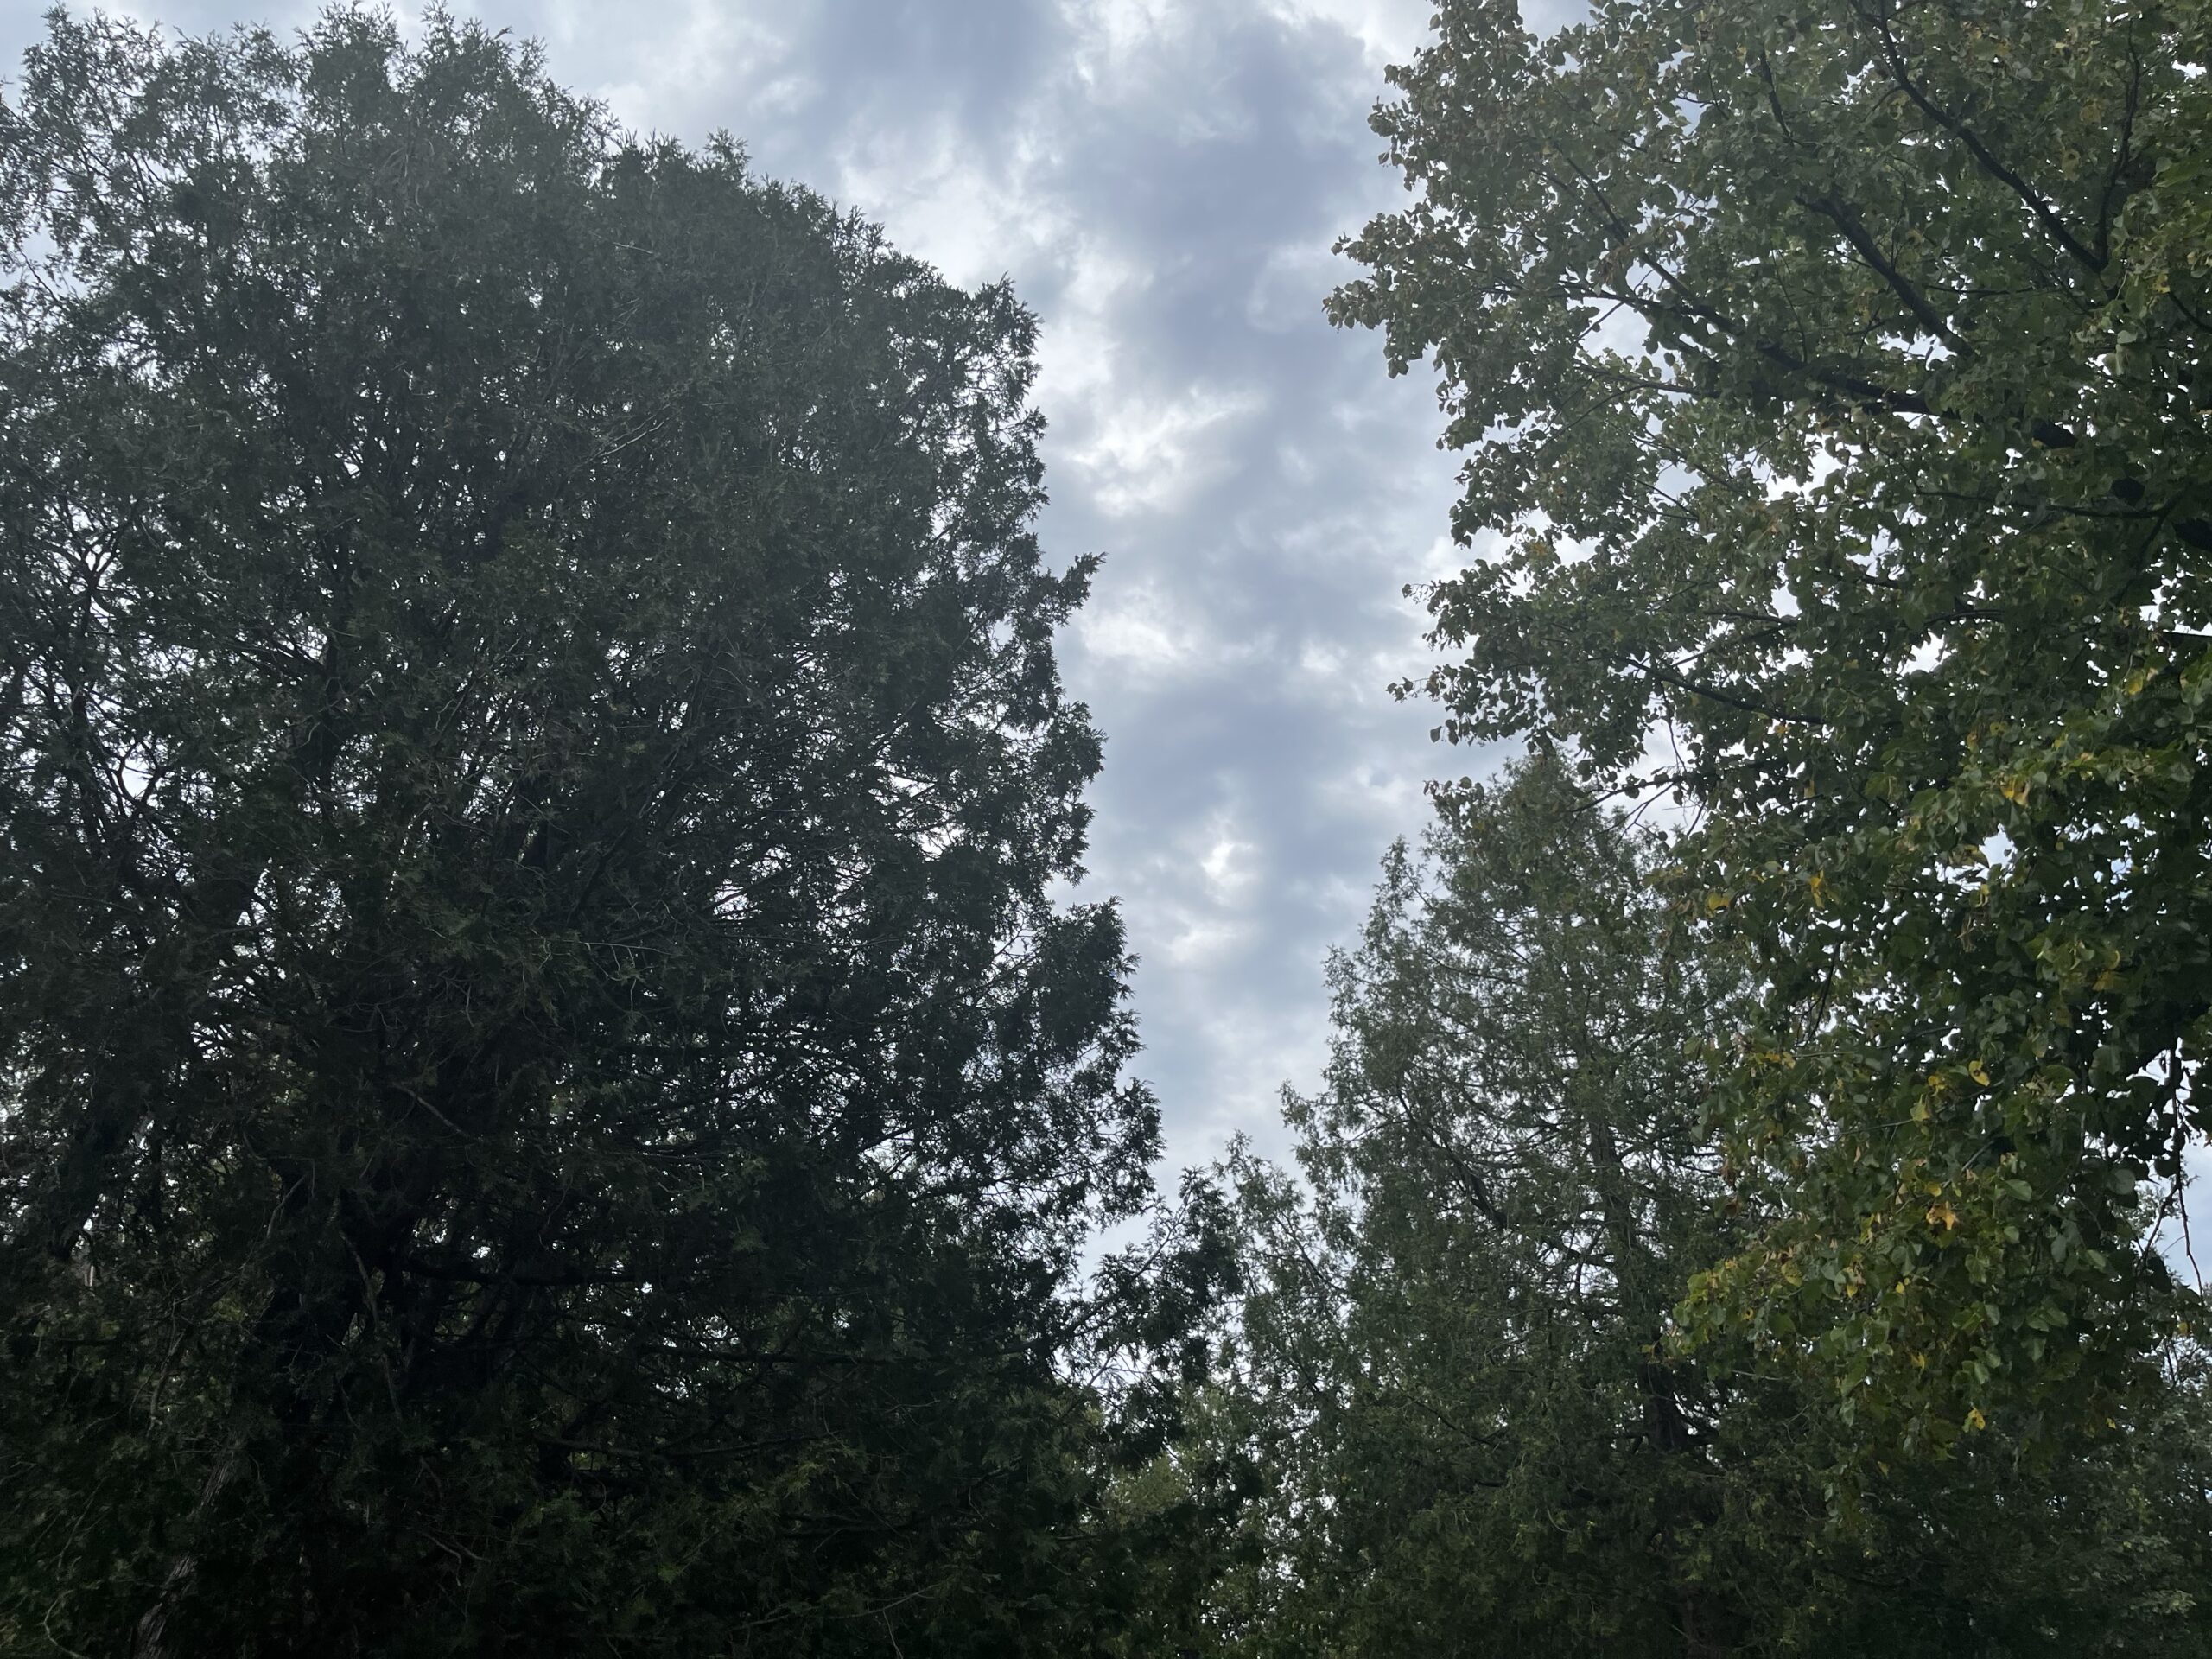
<box><xmin>1332</xmin><ymin>0</ymin><xmax>2212</xmax><ymax>1448</ymax></box>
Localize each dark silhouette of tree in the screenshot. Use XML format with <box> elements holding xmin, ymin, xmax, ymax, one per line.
<box><xmin>0</xmin><ymin>12</ymin><xmax>1180</xmax><ymax>1653</ymax></box>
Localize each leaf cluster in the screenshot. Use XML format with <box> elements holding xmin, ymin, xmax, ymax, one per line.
<box><xmin>1334</xmin><ymin>0</ymin><xmax>2212</xmax><ymax>1449</ymax></box>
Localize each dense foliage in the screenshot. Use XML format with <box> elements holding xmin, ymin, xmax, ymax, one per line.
<box><xmin>0</xmin><ymin>12</ymin><xmax>1183</xmax><ymax>1653</ymax></box>
<box><xmin>11</xmin><ymin>0</ymin><xmax>2212</xmax><ymax>1650</ymax></box>
<box><xmin>1332</xmin><ymin>0</ymin><xmax>2212</xmax><ymax>1447</ymax></box>
<box><xmin>1202</xmin><ymin>766</ymin><xmax>2212</xmax><ymax>1656</ymax></box>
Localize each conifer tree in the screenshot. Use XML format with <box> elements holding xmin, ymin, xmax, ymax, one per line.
<box><xmin>1211</xmin><ymin>764</ymin><xmax>2212</xmax><ymax>1656</ymax></box>
<box><xmin>0</xmin><ymin>13</ymin><xmax>1169</xmax><ymax>1652</ymax></box>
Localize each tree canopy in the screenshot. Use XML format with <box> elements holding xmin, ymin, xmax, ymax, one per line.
<box><xmin>0</xmin><ymin>11</ymin><xmax>1179</xmax><ymax>1652</ymax></box>
<box><xmin>10</xmin><ymin>0</ymin><xmax>2212</xmax><ymax>1650</ymax></box>
<box><xmin>1332</xmin><ymin>0</ymin><xmax>2212</xmax><ymax>1448</ymax></box>
<box><xmin>1200</xmin><ymin>764</ymin><xmax>2212</xmax><ymax>1656</ymax></box>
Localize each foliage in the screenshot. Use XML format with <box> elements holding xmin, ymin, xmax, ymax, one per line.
<box><xmin>1332</xmin><ymin>0</ymin><xmax>2212</xmax><ymax>1447</ymax></box>
<box><xmin>1206</xmin><ymin>764</ymin><xmax>2212</xmax><ymax>1656</ymax></box>
<box><xmin>0</xmin><ymin>10</ymin><xmax>1179</xmax><ymax>1652</ymax></box>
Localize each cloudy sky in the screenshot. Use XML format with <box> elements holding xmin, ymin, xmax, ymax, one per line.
<box><xmin>0</xmin><ymin>0</ymin><xmax>1558</xmax><ymax>1179</ymax></box>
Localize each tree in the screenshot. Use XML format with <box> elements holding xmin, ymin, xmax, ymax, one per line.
<box><xmin>0</xmin><ymin>11</ymin><xmax>1166</xmax><ymax>1652</ymax></box>
<box><xmin>1227</xmin><ymin>762</ymin><xmax>1758</xmax><ymax>1656</ymax></box>
<box><xmin>1208</xmin><ymin>763</ymin><xmax>2212</xmax><ymax>1657</ymax></box>
<box><xmin>1331</xmin><ymin>0</ymin><xmax>2212</xmax><ymax>1448</ymax></box>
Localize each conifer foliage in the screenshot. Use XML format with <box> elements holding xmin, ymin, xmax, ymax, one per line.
<box><xmin>0</xmin><ymin>13</ymin><xmax>1164</xmax><ymax>1652</ymax></box>
<box><xmin>1205</xmin><ymin>766</ymin><xmax>2212</xmax><ymax>1656</ymax></box>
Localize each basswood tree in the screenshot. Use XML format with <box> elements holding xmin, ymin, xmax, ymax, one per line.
<box><xmin>1332</xmin><ymin>0</ymin><xmax>2212</xmax><ymax>1449</ymax></box>
<box><xmin>1207</xmin><ymin>764</ymin><xmax>2212</xmax><ymax>1657</ymax></box>
<box><xmin>0</xmin><ymin>11</ymin><xmax>1181</xmax><ymax>1653</ymax></box>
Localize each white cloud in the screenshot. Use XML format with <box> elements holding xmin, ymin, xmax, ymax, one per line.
<box><xmin>1141</xmin><ymin>810</ymin><xmax>1264</xmax><ymax>970</ymax></box>
<box><xmin>1065</xmin><ymin>385</ymin><xmax>1262</xmax><ymax>518</ymax></box>
<box><xmin>1247</xmin><ymin>239</ymin><xmax>1339</xmax><ymax>334</ymax></box>
<box><xmin>1073</xmin><ymin>569</ymin><xmax>1266</xmax><ymax>683</ymax></box>
<box><xmin>815</xmin><ymin>111</ymin><xmax>1060</xmax><ymax>289</ymax></box>
<box><xmin>1199</xmin><ymin>818</ymin><xmax>1261</xmax><ymax>904</ymax></box>
<box><xmin>1059</xmin><ymin>0</ymin><xmax>1192</xmax><ymax>97</ymax></box>
<box><xmin>1073</xmin><ymin>575</ymin><xmax>1210</xmax><ymax>676</ymax></box>
<box><xmin>1256</xmin><ymin>0</ymin><xmax>1433</xmax><ymax>73</ymax></box>
<box><xmin>585</xmin><ymin>0</ymin><xmax>805</xmax><ymax>139</ymax></box>
<box><xmin>1034</xmin><ymin>237</ymin><xmax>1153</xmax><ymax>408</ymax></box>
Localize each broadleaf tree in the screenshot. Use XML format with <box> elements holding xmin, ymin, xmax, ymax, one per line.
<box><xmin>0</xmin><ymin>11</ymin><xmax>1178</xmax><ymax>1653</ymax></box>
<box><xmin>1330</xmin><ymin>0</ymin><xmax>2212</xmax><ymax>1449</ymax></box>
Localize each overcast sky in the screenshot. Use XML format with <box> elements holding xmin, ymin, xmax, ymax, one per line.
<box><xmin>0</xmin><ymin>0</ymin><xmax>1551</xmax><ymax>1179</ymax></box>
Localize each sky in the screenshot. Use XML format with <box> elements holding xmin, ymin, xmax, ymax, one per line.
<box><xmin>0</xmin><ymin>0</ymin><xmax>1555</xmax><ymax>1179</ymax></box>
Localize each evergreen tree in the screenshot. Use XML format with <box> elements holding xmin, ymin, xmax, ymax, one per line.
<box><xmin>1210</xmin><ymin>764</ymin><xmax>2212</xmax><ymax>1656</ymax></box>
<box><xmin>0</xmin><ymin>12</ymin><xmax>1169</xmax><ymax>1652</ymax></box>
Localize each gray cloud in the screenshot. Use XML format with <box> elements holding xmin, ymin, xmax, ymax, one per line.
<box><xmin>0</xmin><ymin>0</ymin><xmax>1503</xmax><ymax>1174</ymax></box>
